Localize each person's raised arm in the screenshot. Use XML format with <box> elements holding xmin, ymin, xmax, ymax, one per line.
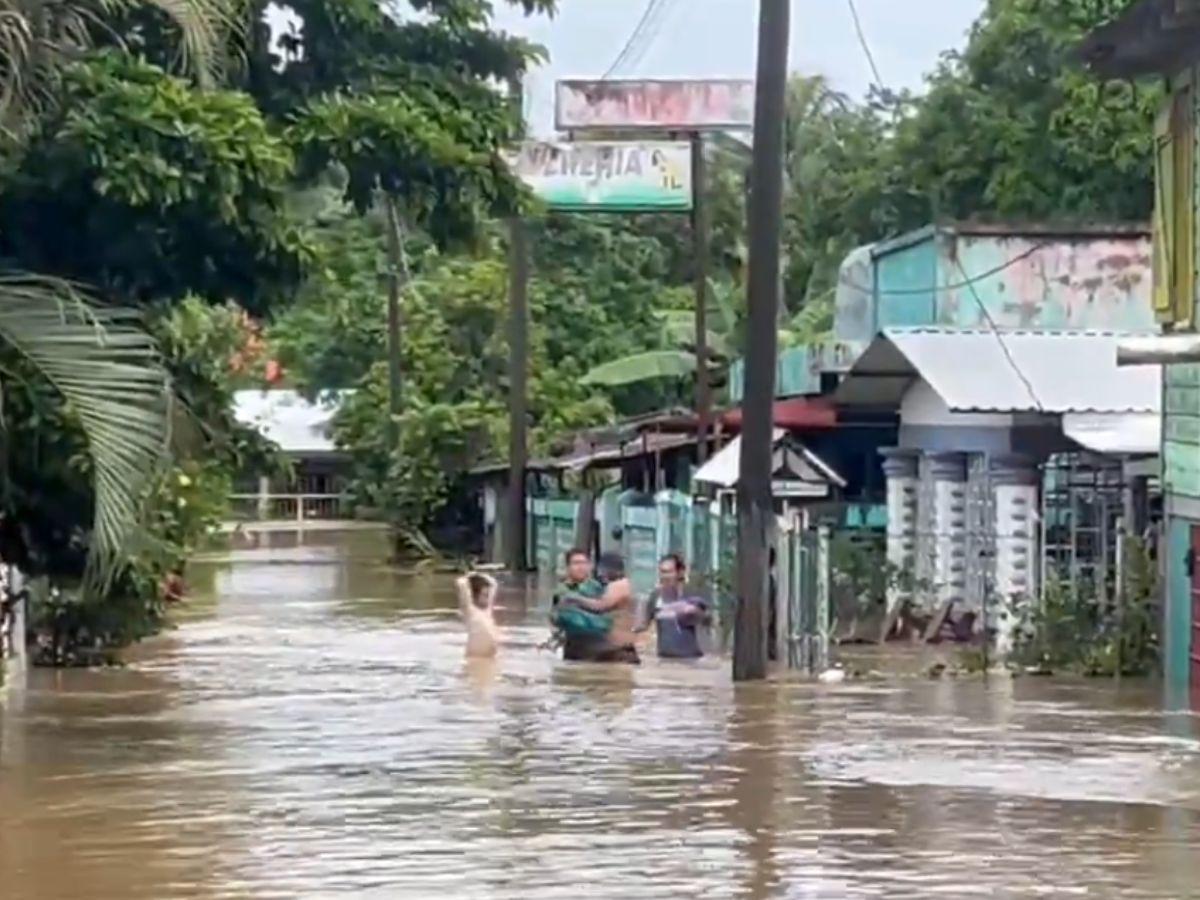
<box><xmin>455</xmin><ymin>576</ymin><xmax>473</xmax><ymax>618</ymax></box>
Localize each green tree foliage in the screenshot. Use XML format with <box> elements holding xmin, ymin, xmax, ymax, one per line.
<box><xmin>887</xmin><ymin>0</ymin><xmax>1157</xmax><ymax>225</ymax></box>
<box><xmin>265</xmin><ymin>0</ymin><xmax>1164</xmax><ymax>545</ymax></box>
<box><xmin>0</xmin><ymin>53</ymin><xmax>308</xmax><ymax>312</ymax></box>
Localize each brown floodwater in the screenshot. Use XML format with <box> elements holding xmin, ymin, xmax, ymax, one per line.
<box><xmin>3</xmin><ymin>528</ymin><xmax>1200</xmax><ymax>899</ymax></box>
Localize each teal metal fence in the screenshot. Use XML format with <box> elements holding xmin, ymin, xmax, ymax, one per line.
<box><xmin>529</xmin><ymin>498</ymin><xmax>581</xmax><ymax>579</ymax></box>
<box><xmin>526</xmin><ymin>495</ymin><xmax>831</xmax><ymax>673</ymax></box>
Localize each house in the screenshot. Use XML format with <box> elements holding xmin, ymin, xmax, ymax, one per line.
<box><xmin>468</xmin><ymin>409</ymin><xmax>710</xmax><ymax>567</ymax></box>
<box><xmin>726</xmin><ymin>223</ymin><xmax>1157</xmax><ymax>520</ymax></box>
<box><xmin>232</xmin><ymin>389</ymin><xmax>351</xmax><ymax>522</ymax></box>
<box><xmin>835</xmin><ymin>328</ymin><xmax>1161</xmax><ymax>652</ymax></box>
<box><xmin>1081</xmin><ymin>0</ymin><xmax>1200</xmax><ymax>697</ymax></box>
<box><xmin>693</xmin><ymin>428</ymin><xmax>847</xmax><ymax>517</ymax></box>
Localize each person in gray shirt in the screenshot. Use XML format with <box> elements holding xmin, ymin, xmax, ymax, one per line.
<box><xmin>641</xmin><ymin>554</ymin><xmax>709</xmax><ymax>659</ymax></box>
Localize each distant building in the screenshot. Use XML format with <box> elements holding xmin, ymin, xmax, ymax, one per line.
<box><xmin>232</xmin><ymin>390</ymin><xmax>352</xmax><ymax>522</ymax></box>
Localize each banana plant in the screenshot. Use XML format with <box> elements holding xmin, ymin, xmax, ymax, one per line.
<box><xmin>581</xmin><ymin>278</ymin><xmax>741</xmax><ymax>389</ymax></box>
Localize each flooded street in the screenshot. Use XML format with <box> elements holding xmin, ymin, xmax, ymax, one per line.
<box><xmin>3</xmin><ymin>531</ymin><xmax>1200</xmax><ymax>898</ymax></box>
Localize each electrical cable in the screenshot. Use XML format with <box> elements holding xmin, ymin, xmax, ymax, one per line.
<box><xmin>953</xmin><ymin>254</ymin><xmax>1046</xmax><ymax>413</ymax></box>
<box><xmin>846</xmin><ymin>0</ymin><xmax>884</xmax><ymax>89</ymax></box>
<box><xmin>602</xmin><ymin>0</ymin><xmax>666</xmax><ymax>79</ymax></box>
<box><xmin>617</xmin><ymin>0</ymin><xmax>677</xmax><ymax>77</ymax></box>
<box><xmin>838</xmin><ymin>0</ymin><xmax>1047</xmax><ymax>420</ymax></box>
<box><xmin>836</xmin><ymin>242</ymin><xmax>1048</xmax><ymax>296</ymax></box>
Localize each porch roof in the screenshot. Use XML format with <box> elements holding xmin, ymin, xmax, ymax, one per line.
<box><xmin>834</xmin><ymin>328</ymin><xmax>1162</xmax><ymax>415</ymax></box>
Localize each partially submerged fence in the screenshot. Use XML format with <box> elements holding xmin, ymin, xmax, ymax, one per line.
<box><xmin>228</xmin><ymin>492</ymin><xmax>349</xmax><ymax>523</ymax></box>
<box><xmin>527</xmin><ymin>492</ymin><xmax>831</xmax><ymax>672</ymax></box>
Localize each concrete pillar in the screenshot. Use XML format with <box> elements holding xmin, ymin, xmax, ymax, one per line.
<box><xmin>881</xmin><ymin>449</ymin><xmax>919</xmax><ymax>614</ymax></box>
<box><xmin>257</xmin><ymin>475</ymin><xmax>270</xmax><ymax>520</ymax></box>
<box><xmin>991</xmin><ymin>454</ymin><xmax>1039</xmax><ymax>658</ymax></box>
<box><xmin>928</xmin><ymin>452</ymin><xmax>968</xmax><ymax>613</ymax></box>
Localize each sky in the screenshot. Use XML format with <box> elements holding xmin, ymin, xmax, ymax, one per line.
<box><xmin>490</xmin><ymin>0</ymin><xmax>987</xmax><ymax>136</ymax></box>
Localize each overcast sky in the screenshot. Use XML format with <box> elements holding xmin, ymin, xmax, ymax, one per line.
<box><xmin>490</xmin><ymin>0</ymin><xmax>986</xmax><ymax>136</ymax></box>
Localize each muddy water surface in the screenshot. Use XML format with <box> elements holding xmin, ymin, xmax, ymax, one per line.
<box><xmin>2</xmin><ymin>529</ymin><xmax>1200</xmax><ymax>899</ymax></box>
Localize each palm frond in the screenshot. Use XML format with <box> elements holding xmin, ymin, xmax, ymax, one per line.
<box><xmin>140</xmin><ymin>0</ymin><xmax>246</xmax><ymax>86</ymax></box>
<box><xmin>0</xmin><ymin>274</ymin><xmax>171</xmax><ymax>590</ymax></box>
<box><xmin>581</xmin><ymin>350</ymin><xmax>697</xmax><ymax>388</ymax></box>
<box><xmin>0</xmin><ymin>0</ymin><xmax>246</xmax><ymax>131</ymax></box>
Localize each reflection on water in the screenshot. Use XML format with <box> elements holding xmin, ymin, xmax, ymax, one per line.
<box><xmin>3</xmin><ymin>528</ymin><xmax>1200</xmax><ymax>898</ymax></box>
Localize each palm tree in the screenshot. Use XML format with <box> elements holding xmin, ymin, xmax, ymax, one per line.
<box><xmin>0</xmin><ymin>0</ymin><xmax>241</xmax><ymax>588</ymax></box>
<box><xmin>0</xmin><ymin>279</ymin><xmax>172</xmax><ymax>588</ymax></box>
<box><xmin>0</xmin><ymin>0</ymin><xmax>239</xmax><ymax>134</ymax></box>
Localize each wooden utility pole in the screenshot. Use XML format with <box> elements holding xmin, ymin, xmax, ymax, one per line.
<box><xmin>383</xmin><ymin>195</ymin><xmax>405</xmax><ymax>449</ymax></box>
<box><xmin>734</xmin><ymin>0</ymin><xmax>789</xmax><ymax>682</ymax></box>
<box><xmin>506</xmin><ymin>218</ymin><xmax>530</xmax><ymax>573</ymax></box>
<box><xmin>692</xmin><ymin>133</ymin><xmax>712</xmax><ymax>465</ymax></box>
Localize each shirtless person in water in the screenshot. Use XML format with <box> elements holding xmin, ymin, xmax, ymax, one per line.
<box><xmin>456</xmin><ymin>572</ymin><xmax>500</xmax><ymax>658</ymax></box>
<box><xmin>561</xmin><ymin>553</ymin><xmax>639</xmax><ymax>664</ymax></box>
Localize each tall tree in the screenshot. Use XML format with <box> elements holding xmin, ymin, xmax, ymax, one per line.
<box><xmin>888</xmin><ymin>0</ymin><xmax>1157</xmax><ymax>225</ymax></box>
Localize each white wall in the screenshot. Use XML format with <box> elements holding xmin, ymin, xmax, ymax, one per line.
<box><xmin>900</xmin><ymin>379</ymin><xmax>1015</xmax><ymax>428</ymax></box>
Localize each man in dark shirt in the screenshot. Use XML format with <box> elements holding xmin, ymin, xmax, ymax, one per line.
<box><xmin>642</xmin><ymin>553</ymin><xmax>708</xmax><ymax>659</ymax></box>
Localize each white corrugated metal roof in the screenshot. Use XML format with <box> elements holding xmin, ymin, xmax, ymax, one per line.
<box><xmin>836</xmin><ymin>328</ymin><xmax>1162</xmax><ymax>414</ymax></box>
<box><xmin>233</xmin><ymin>390</ymin><xmax>350</xmax><ymax>454</ymax></box>
<box><xmin>1062</xmin><ymin>412</ymin><xmax>1161</xmax><ymax>456</ymax></box>
<box><xmin>694</xmin><ymin>430</ymin><xmax>785</xmax><ymax>487</ymax></box>
<box><xmin>694</xmin><ymin>430</ymin><xmax>845</xmax><ymax>490</ymax></box>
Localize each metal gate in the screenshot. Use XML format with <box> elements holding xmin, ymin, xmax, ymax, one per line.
<box><xmin>780</xmin><ymin>520</ymin><xmax>829</xmax><ymax>673</ymax></box>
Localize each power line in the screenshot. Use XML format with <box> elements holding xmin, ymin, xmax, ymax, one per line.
<box><xmin>837</xmin><ymin>242</ymin><xmax>1048</xmax><ymax>296</ymax></box>
<box><xmin>846</xmin><ymin>0</ymin><xmax>884</xmax><ymax>89</ymax></box>
<box><xmin>620</xmin><ymin>0</ymin><xmax>677</xmax><ymax>76</ymax></box>
<box><xmin>837</xmin><ymin>5</ymin><xmax>1044</xmax><ymax>414</ymax></box>
<box><xmin>953</xmin><ymin>254</ymin><xmax>1046</xmax><ymax>413</ymax></box>
<box><xmin>602</xmin><ymin>0</ymin><xmax>667</xmax><ymax>79</ymax></box>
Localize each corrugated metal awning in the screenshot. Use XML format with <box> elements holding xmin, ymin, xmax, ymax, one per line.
<box><xmin>835</xmin><ymin>328</ymin><xmax>1162</xmax><ymax>415</ymax></box>
<box><xmin>1062</xmin><ymin>412</ymin><xmax>1161</xmax><ymax>456</ymax></box>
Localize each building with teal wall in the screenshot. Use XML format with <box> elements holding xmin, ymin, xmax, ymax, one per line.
<box><xmin>1083</xmin><ymin>2</ymin><xmax>1200</xmax><ymax>698</ymax></box>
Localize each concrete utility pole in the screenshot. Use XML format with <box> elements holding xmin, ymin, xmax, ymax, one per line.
<box><xmin>383</xmin><ymin>195</ymin><xmax>405</xmax><ymax>449</ymax></box>
<box><xmin>692</xmin><ymin>133</ymin><xmax>712</xmax><ymax>465</ymax></box>
<box><xmin>734</xmin><ymin>0</ymin><xmax>789</xmax><ymax>682</ymax></box>
<box><xmin>506</xmin><ymin>218</ymin><xmax>530</xmax><ymax>573</ymax></box>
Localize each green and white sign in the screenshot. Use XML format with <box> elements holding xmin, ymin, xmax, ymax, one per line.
<box><xmin>511</xmin><ymin>141</ymin><xmax>692</xmax><ymax>212</ymax></box>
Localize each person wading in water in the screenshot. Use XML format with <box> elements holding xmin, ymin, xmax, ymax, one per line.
<box><xmin>553</xmin><ymin>552</ymin><xmax>639</xmax><ymax>664</ymax></box>
<box><xmin>640</xmin><ymin>553</ymin><xmax>709</xmax><ymax>660</ymax></box>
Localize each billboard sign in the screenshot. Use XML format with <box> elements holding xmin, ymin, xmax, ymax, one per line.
<box><xmin>511</xmin><ymin>140</ymin><xmax>692</xmax><ymax>212</ymax></box>
<box><xmin>555</xmin><ymin>79</ymin><xmax>755</xmax><ymax>132</ymax></box>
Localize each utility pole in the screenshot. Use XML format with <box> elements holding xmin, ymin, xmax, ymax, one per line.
<box><xmin>692</xmin><ymin>133</ymin><xmax>712</xmax><ymax>465</ymax></box>
<box><xmin>383</xmin><ymin>194</ymin><xmax>405</xmax><ymax>450</ymax></box>
<box><xmin>506</xmin><ymin>217</ymin><xmax>530</xmax><ymax>573</ymax></box>
<box><xmin>734</xmin><ymin>0</ymin><xmax>789</xmax><ymax>682</ymax></box>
